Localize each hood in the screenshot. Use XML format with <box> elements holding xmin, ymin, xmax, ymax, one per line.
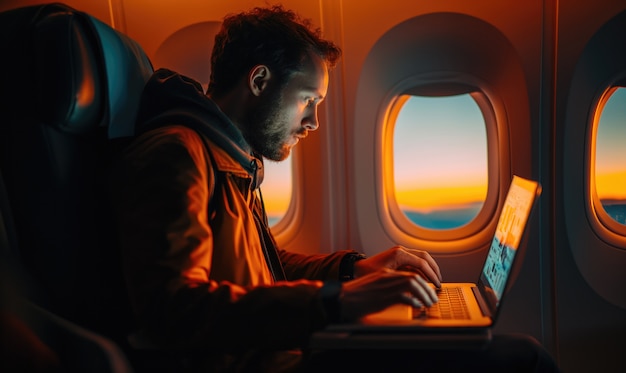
<box><xmin>135</xmin><ymin>68</ymin><xmax>263</xmax><ymax>187</ymax></box>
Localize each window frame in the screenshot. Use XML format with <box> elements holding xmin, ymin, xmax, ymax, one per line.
<box><xmin>588</xmin><ymin>85</ymin><xmax>626</xmax><ymax>245</ymax></box>
<box><xmin>385</xmin><ymin>89</ymin><xmax>495</xmax><ymax>241</ymax></box>
<box><xmin>376</xmin><ymin>74</ymin><xmax>509</xmax><ymax>253</ymax></box>
<box><xmin>350</xmin><ymin>12</ymin><xmax>530</xmax><ymax>259</ymax></box>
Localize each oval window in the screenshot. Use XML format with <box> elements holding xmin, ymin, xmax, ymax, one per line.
<box><xmin>393</xmin><ymin>94</ymin><xmax>488</xmax><ymax>230</ymax></box>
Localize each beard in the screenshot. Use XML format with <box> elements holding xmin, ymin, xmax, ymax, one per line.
<box><xmin>241</xmin><ymin>87</ymin><xmax>294</xmax><ymax>162</ymax></box>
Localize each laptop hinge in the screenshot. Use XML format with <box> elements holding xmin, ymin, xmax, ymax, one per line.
<box><xmin>472</xmin><ymin>286</ymin><xmax>493</xmax><ymax>318</ymax></box>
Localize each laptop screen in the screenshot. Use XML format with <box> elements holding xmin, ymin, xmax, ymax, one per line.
<box><xmin>478</xmin><ymin>175</ymin><xmax>541</xmax><ymax>314</ymax></box>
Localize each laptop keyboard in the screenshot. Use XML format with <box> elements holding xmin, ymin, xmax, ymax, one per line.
<box><xmin>413</xmin><ymin>287</ymin><xmax>471</xmax><ymax>320</ymax></box>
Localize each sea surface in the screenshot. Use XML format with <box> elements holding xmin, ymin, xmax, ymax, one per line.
<box><xmin>602</xmin><ymin>201</ymin><xmax>626</xmax><ymax>225</ymax></box>
<box><xmin>268</xmin><ymin>201</ymin><xmax>626</xmax><ymax>229</ymax></box>
<box><xmin>403</xmin><ymin>201</ymin><xmax>626</xmax><ymax>229</ymax></box>
<box><xmin>402</xmin><ymin>203</ymin><xmax>482</xmax><ymax>230</ymax></box>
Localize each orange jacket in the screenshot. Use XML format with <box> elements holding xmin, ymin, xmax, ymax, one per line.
<box><xmin>110</xmin><ymin>114</ymin><xmax>354</xmax><ymax>352</ymax></box>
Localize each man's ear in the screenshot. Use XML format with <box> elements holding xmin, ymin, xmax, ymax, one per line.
<box><xmin>249</xmin><ymin>65</ymin><xmax>271</xmax><ymax>96</ymax></box>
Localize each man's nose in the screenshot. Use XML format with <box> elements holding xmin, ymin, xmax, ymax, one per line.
<box><xmin>303</xmin><ymin>110</ymin><xmax>319</xmax><ymax>131</ymax></box>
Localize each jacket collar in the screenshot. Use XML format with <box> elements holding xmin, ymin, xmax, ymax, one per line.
<box><xmin>205</xmin><ymin>139</ymin><xmax>264</xmax><ymax>190</ymax></box>
<box><xmin>136</xmin><ymin>68</ymin><xmax>264</xmax><ymax>189</ymax></box>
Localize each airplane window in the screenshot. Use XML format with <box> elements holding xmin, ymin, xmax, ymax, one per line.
<box><xmin>393</xmin><ymin>94</ymin><xmax>488</xmax><ymax>230</ymax></box>
<box><xmin>594</xmin><ymin>86</ymin><xmax>626</xmax><ymax>229</ymax></box>
<box><xmin>262</xmin><ymin>155</ymin><xmax>293</xmax><ymax>226</ymax></box>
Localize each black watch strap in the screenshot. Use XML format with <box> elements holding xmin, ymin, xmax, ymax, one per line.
<box><xmin>339</xmin><ymin>252</ymin><xmax>367</xmax><ymax>282</ymax></box>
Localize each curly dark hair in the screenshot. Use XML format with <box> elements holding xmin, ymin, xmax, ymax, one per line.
<box><xmin>207</xmin><ymin>5</ymin><xmax>342</xmax><ymax>97</ymax></box>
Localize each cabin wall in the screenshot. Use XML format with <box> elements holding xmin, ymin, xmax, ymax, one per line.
<box><xmin>554</xmin><ymin>1</ymin><xmax>626</xmax><ymax>372</ymax></box>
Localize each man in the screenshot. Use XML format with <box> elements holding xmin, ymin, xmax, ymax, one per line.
<box><xmin>110</xmin><ymin>5</ymin><xmax>558</xmax><ymax>372</ymax></box>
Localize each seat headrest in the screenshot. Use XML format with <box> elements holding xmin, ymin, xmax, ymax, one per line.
<box><xmin>88</xmin><ymin>14</ymin><xmax>154</xmax><ymax>138</ymax></box>
<box><xmin>0</xmin><ymin>2</ymin><xmax>153</xmax><ymax>138</ymax></box>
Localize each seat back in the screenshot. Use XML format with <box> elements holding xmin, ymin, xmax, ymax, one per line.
<box><xmin>0</xmin><ymin>2</ymin><xmax>153</xmax><ymax>343</ymax></box>
<box><xmin>2</xmin><ymin>170</ymin><xmax>135</xmax><ymax>373</ymax></box>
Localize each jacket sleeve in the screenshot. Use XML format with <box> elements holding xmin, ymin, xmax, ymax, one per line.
<box><xmin>279</xmin><ymin>249</ymin><xmax>362</xmax><ymax>281</ymax></box>
<box><xmin>109</xmin><ymin>126</ymin><xmax>331</xmax><ymax>350</ymax></box>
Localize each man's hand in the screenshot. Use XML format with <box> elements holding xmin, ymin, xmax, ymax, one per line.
<box><xmin>340</xmin><ymin>268</ymin><xmax>439</xmax><ymax>321</ymax></box>
<box><xmin>353</xmin><ymin>246</ymin><xmax>442</xmax><ymax>287</ymax></box>
<box><xmin>338</xmin><ymin>246</ymin><xmax>443</xmax><ymax>321</ymax></box>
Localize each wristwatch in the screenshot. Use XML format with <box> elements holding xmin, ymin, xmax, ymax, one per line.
<box><xmin>339</xmin><ymin>252</ymin><xmax>367</xmax><ymax>281</ymax></box>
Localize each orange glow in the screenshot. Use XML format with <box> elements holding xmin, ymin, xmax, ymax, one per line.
<box><xmin>262</xmin><ymin>190</ymin><xmax>291</xmax><ymax>216</ymax></box>
<box><xmin>596</xmin><ymin>171</ymin><xmax>626</xmax><ymax>200</ymax></box>
<box><xmin>396</xmin><ymin>184</ymin><xmax>487</xmax><ymax>212</ymax></box>
<box><xmin>76</xmin><ymin>33</ymin><xmax>96</xmax><ymax>108</ymax></box>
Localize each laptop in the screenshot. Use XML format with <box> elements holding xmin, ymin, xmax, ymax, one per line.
<box><xmin>310</xmin><ymin>175</ymin><xmax>541</xmax><ymax>349</ymax></box>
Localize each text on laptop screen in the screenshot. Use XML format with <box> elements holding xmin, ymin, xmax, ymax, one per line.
<box><xmin>480</xmin><ymin>176</ymin><xmax>539</xmax><ymax>305</ymax></box>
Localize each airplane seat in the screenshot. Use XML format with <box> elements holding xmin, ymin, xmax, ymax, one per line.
<box><xmin>0</xmin><ymin>1</ymin><xmax>153</xmax><ymax>349</ymax></box>
<box><xmin>2</xmin><ymin>169</ymin><xmax>135</xmax><ymax>373</ymax></box>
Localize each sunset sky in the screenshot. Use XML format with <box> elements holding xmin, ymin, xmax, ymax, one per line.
<box><xmin>595</xmin><ymin>87</ymin><xmax>626</xmax><ymax>201</ymax></box>
<box><xmin>262</xmin><ymin>157</ymin><xmax>293</xmax><ymax>215</ymax></box>
<box><xmin>392</xmin><ymin>94</ymin><xmax>487</xmax><ymax>211</ymax></box>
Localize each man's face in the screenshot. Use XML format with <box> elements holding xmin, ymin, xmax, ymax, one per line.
<box><xmin>242</xmin><ymin>52</ymin><xmax>329</xmax><ymax>161</ymax></box>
